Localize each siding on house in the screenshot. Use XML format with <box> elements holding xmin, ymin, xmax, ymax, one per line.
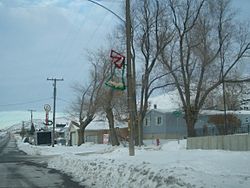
<box><xmin>68</xmin><ymin>123</ymin><xmax>80</xmax><ymax>146</ymax></box>
<box><xmin>143</xmin><ymin>109</ymin><xmax>187</xmax><ymax>139</ymax></box>
<box><xmin>143</xmin><ymin>109</ymin><xmax>250</xmax><ymax>139</ymax></box>
<box><xmin>85</xmin><ymin>127</ymin><xmax>128</xmax><ymax>144</ymax></box>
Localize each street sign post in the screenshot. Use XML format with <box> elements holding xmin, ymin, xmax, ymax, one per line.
<box><xmin>173</xmin><ymin>110</ymin><xmax>182</xmax><ymax>144</ymax></box>
<box><xmin>44</xmin><ymin>104</ymin><xmax>51</xmax><ymax>128</ymax></box>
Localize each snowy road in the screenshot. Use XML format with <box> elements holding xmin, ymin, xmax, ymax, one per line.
<box><xmin>0</xmin><ymin>134</ymin><xmax>84</xmax><ymax>188</ymax></box>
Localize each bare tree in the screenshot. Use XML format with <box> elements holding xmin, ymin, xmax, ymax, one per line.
<box><xmin>69</xmin><ymin>51</ymin><xmax>107</xmax><ymax>145</ymax></box>
<box><xmin>70</xmin><ymin>48</ymin><xmax>128</xmax><ymax>145</ymax></box>
<box><xmin>160</xmin><ymin>0</ymin><xmax>250</xmax><ymax>137</ymax></box>
<box><xmin>96</xmin><ymin>50</ymin><xmax>126</xmax><ymax>146</ymax></box>
<box><xmin>203</xmin><ymin>70</ymin><xmax>247</xmax><ymax>110</ymax></box>
<box><xmin>122</xmin><ymin>0</ymin><xmax>175</xmax><ymax>145</ymax></box>
<box><xmin>208</xmin><ymin>113</ymin><xmax>241</xmax><ymax>135</ymax></box>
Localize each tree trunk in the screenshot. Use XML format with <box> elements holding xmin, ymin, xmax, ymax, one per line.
<box><xmin>78</xmin><ymin>126</ymin><xmax>85</xmax><ymax>145</ymax></box>
<box><xmin>137</xmin><ymin>114</ymin><xmax>144</xmax><ymax>146</ymax></box>
<box><xmin>106</xmin><ymin>107</ymin><xmax>120</xmax><ymax>146</ymax></box>
<box><xmin>134</xmin><ymin>118</ymin><xmax>139</xmax><ymax>145</ymax></box>
<box><xmin>187</xmin><ymin>121</ymin><xmax>196</xmax><ymax>137</ymax></box>
<box><xmin>185</xmin><ymin>108</ymin><xmax>198</xmax><ymax>137</ymax></box>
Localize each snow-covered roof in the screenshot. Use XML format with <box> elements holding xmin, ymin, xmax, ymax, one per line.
<box><xmin>149</xmin><ymin>108</ymin><xmax>181</xmax><ymax>114</ymax></box>
<box><xmin>148</xmin><ymin>90</ymin><xmax>182</xmax><ymax>112</ymax></box>
<box><xmin>200</xmin><ymin>110</ymin><xmax>250</xmax><ymax>115</ymax></box>
<box><xmin>69</xmin><ymin>123</ymin><xmax>80</xmax><ymax>130</ymax></box>
<box><xmin>86</xmin><ymin>119</ymin><xmax>127</xmax><ymax>131</ymax></box>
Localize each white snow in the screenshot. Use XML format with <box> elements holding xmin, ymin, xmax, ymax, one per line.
<box><xmin>86</xmin><ymin>119</ymin><xmax>127</xmax><ymax>130</ymax></box>
<box><xmin>148</xmin><ymin>90</ymin><xmax>182</xmax><ymax>111</ymax></box>
<box><xmin>16</xmin><ymin>137</ymin><xmax>250</xmax><ymax>188</ymax></box>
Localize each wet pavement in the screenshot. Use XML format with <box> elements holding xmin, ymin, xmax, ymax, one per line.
<box><xmin>0</xmin><ymin>133</ymin><xmax>85</xmax><ymax>188</ymax></box>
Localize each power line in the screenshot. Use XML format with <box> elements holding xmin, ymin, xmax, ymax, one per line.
<box><xmin>57</xmin><ymin>97</ymin><xmax>71</xmax><ymax>104</ymax></box>
<box><xmin>0</xmin><ymin>98</ymin><xmax>52</xmax><ymax>107</ymax></box>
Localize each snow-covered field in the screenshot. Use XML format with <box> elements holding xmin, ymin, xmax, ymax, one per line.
<box><xmin>16</xmin><ymin>137</ymin><xmax>250</xmax><ymax>188</ymax></box>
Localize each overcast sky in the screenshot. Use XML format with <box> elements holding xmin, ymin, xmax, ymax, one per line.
<box><xmin>0</xmin><ymin>0</ymin><xmax>249</xmax><ymax>113</ymax></box>
<box><xmin>0</xmin><ymin>0</ymin><xmax>123</xmax><ymax>112</ymax></box>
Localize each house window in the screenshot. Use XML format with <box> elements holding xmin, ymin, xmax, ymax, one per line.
<box><xmin>246</xmin><ymin>118</ymin><xmax>248</xmax><ymax>123</ymax></box>
<box><xmin>156</xmin><ymin>116</ymin><xmax>162</xmax><ymax>126</ymax></box>
<box><xmin>144</xmin><ymin>118</ymin><xmax>150</xmax><ymax>127</ymax></box>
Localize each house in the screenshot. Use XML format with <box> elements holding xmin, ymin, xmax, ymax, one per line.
<box><xmin>68</xmin><ymin>119</ymin><xmax>128</xmax><ymax>145</ymax></box>
<box><xmin>55</xmin><ymin>123</ymin><xmax>67</xmax><ymax>138</ymax></box>
<box><xmin>68</xmin><ymin>122</ymin><xmax>81</xmax><ymax>146</ymax></box>
<box><xmin>196</xmin><ymin>110</ymin><xmax>250</xmax><ymax>135</ymax></box>
<box><xmin>144</xmin><ymin>90</ymin><xmax>186</xmax><ymax>139</ymax></box>
<box><xmin>143</xmin><ymin>108</ymin><xmax>250</xmax><ymax>139</ymax></box>
<box><xmin>143</xmin><ymin>109</ymin><xmax>187</xmax><ymax>139</ymax></box>
<box><xmin>145</xmin><ymin>91</ymin><xmax>250</xmax><ymax>138</ymax></box>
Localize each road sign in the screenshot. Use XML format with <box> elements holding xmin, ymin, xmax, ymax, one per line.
<box><xmin>44</xmin><ymin>104</ymin><xmax>51</xmax><ymax>112</ymax></box>
<box><xmin>173</xmin><ymin>110</ymin><xmax>182</xmax><ymax>117</ymax></box>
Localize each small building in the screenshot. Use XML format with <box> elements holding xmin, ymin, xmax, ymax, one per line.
<box><xmin>68</xmin><ymin>122</ymin><xmax>81</xmax><ymax>146</ymax></box>
<box><xmin>68</xmin><ymin>119</ymin><xmax>128</xmax><ymax>145</ymax></box>
<box><xmin>55</xmin><ymin>123</ymin><xmax>67</xmax><ymax>138</ymax></box>
<box><xmin>85</xmin><ymin>119</ymin><xmax>128</xmax><ymax>144</ymax></box>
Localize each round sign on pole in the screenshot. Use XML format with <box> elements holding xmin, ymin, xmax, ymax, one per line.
<box><xmin>44</xmin><ymin>104</ymin><xmax>51</xmax><ymax>112</ymax></box>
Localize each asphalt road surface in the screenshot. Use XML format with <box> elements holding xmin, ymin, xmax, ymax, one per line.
<box><xmin>0</xmin><ymin>133</ymin><xmax>85</xmax><ymax>188</ymax></box>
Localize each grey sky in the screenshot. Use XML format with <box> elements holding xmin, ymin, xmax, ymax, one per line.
<box><xmin>0</xmin><ymin>0</ymin><xmax>249</xmax><ymax>113</ymax></box>
<box><xmin>0</xmin><ymin>0</ymin><xmax>123</xmax><ymax>112</ymax></box>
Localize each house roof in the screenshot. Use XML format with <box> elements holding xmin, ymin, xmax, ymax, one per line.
<box><xmin>86</xmin><ymin>119</ymin><xmax>127</xmax><ymax>131</ymax></box>
<box><xmin>148</xmin><ymin>90</ymin><xmax>182</xmax><ymax>112</ymax></box>
<box><xmin>147</xmin><ymin>108</ymin><xmax>182</xmax><ymax>115</ymax></box>
<box><xmin>200</xmin><ymin>110</ymin><xmax>250</xmax><ymax>115</ymax></box>
<box><xmin>69</xmin><ymin>123</ymin><xmax>80</xmax><ymax>131</ymax></box>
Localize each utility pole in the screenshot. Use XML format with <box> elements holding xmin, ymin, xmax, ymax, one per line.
<box><xmin>27</xmin><ymin>109</ymin><xmax>35</xmax><ymax>125</ymax></box>
<box><xmin>126</xmin><ymin>0</ymin><xmax>135</xmax><ymax>156</ymax></box>
<box><xmin>85</xmin><ymin>0</ymin><xmax>135</xmax><ymax>156</ymax></box>
<box><xmin>47</xmin><ymin>78</ymin><xmax>64</xmax><ymax>147</ymax></box>
<box><xmin>28</xmin><ymin>109</ymin><xmax>36</xmax><ymax>135</ymax></box>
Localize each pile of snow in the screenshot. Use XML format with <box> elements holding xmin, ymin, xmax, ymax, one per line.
<box><xmin>16</xmin><ymin>137</ymin><xmax>250</xmax><ymax>188</ymax></box>
<box><xmin>0</xmin><ymin>131</ymin><xmax>8</xmax><ymax>139</ymax></box>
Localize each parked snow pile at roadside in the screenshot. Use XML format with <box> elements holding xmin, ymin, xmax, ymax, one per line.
<box><xmin>17</xmin><ymin>138</ymin><xmax>250</xmax><ymax>188</ymax></box>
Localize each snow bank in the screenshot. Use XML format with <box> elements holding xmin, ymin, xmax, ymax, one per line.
<box><xmin>48</xmin><ymin>154</ymin><xmax>190</xmax><ymax>188</ymax></box>
<box><xmin>17</xmin><ymin>138</ymin><xmax>250</xmax><ymax>188</ymax></box>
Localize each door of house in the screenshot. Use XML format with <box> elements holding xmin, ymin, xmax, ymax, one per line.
<box><xmin>71</xmin><ymin>132</ymin><xmax>77</xmax><ymax>145</ymax></box>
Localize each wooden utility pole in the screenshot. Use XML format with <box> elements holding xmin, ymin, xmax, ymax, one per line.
<box><xmin>126</xmin><ymin>0</ymin><xmax>135</xmax><ymax>156</ymax></box>
<box><xmin>85</xmin><ymin>0</ymin><xmax>135</xmax><ymax>155</ymax></box>
<box><xmin>27</xmin><ymin>109</ymin><xmax>35</xmax><ymax>125</ymax></box>
<box><xmin>47</xmin><ymin>78</ymin><xmax>64</xmax><ymax>147</ymax></box>
<box><xmin>27</xmin><ymin>109</ymin><xmax>36</xmax><ymax>135</ymax></box>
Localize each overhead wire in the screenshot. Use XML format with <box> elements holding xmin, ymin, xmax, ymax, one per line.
<box><xmin>0</xmin><ymin>98</ymin><xmax>52</xmax><ymax>107</ymax></box>
<box><xmin>57</xmin><ymin>97</ymin><xmax>72</xmax><ymax>104</ymax></box>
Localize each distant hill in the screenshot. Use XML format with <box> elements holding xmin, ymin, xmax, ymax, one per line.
<box><xmin>0</xmin><ymin>111</ymin><xmax>66</xmax><ymax>130</ymax></box>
